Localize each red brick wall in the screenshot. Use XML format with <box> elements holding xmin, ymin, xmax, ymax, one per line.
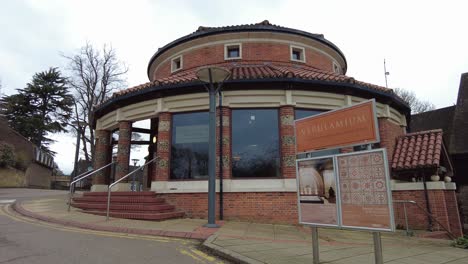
<box><xmin>279</xmin><ymin>106</ymin><xmax>296</xmax><ymax>178</ymax></box>
<box><xmin>153</xmin><ymin>42</ymin><xmax>333</xmax><ymax>80</ymax></box>
<box><xmin>216</xmin><ymin>107</ymin><xmax>232</xmax><ymax>179</ymax></box>
<box><xmin>158</xmin><ymin>192</ymin><xmax>298</xmax><ymax>224</ymax></box>
<box><xmin>115</xmin><ymin>121</ymin><xmax>132</xmax><ymax>180</ymax></box>
<box><xmin>392</xmin><ymin>189</ymin><xmax>463</xmax><ymax>237</ymax></box>
<box><xmin>378</xmin><ymin>118</ymin><xmax>405</xmax><ymax>166</ymax></box>
<box><xmin>93</xmin><ymin>130</ymin><xmax>111</xmax><ymax>185</ymax></box>
<box><xmin>153</xmin><ymin>113</ymin><xmax>171</xmax><ymax>181</ymax></box>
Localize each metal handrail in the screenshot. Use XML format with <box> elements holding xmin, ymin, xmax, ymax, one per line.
<box><xmin>68</xmin><ymin>161</ymin><xmax>115</xmax><ymax>212</ymax></box>
<box><xmin>393</xmin><ymin>200</ymin><xmax>457</xmax><ymax>239</ymax></box>
<box><xmin>106</xmin><ymin>157</ymin><xmax>158</xmax><ymax>220</ymax></box>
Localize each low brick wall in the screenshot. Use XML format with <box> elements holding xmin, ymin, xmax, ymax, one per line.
<box><xmin>157</xmin><ymin>192</ymin><xmax>298</xmax><ymax>224</ymax></box>
<box><xmin>392</xmin><ymin>186</ymin><xmax>463</xmax><ymax>238</ymax></box>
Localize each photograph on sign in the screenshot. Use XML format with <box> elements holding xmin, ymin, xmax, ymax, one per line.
<box><xmin>295</xmin><ymin>99</ymin><xmax>380</xmax><ymax>153</ymax></box>
<box><xmin>297</xmin><ymin>157</ymin><xmax>338</xmax><ymax>226</ymax></box>
<box><xmin>336</xmin><ymin>149</ymin><xmax>394</xmax><ymax>231</ymax></box>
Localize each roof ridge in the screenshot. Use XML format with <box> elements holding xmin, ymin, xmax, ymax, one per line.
<box><xmin>399</xmin><ymin>129</ymin><xmax>443</xmax><ymax>138</ymax></box>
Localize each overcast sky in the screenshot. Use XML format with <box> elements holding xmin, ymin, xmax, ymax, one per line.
<box><xmin>1</xmin><ymin>0</ymin><xmax>467</xmax><ymax>174</ymax></box>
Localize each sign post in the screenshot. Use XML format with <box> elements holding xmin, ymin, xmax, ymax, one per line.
<box><xmin>294</xmin><ymin>100</ymin><xmax>394</xmax><ymax>264</ymax></box>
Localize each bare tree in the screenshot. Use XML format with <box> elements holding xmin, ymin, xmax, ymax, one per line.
<box><xmin>64</xmin><ymin>43</ymin><xmax>128</xmax><ymax>162</ymax></box>
<box><xmin>394</xmin><ymin>88</ymin><xmax>436</xmax><ymax>114</ymax></box>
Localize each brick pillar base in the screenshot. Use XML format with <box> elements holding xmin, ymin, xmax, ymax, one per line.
<box><xmin>93</xmin><ymin>130</ymin><xmax>111</xmax><ymax>185</ymax></box>
<box><xmin>116</xmin><ymin>121</ymin><xmax>132</xmax><ymax>181</ymax></box>
<box><xmin>279</xmin><ymin>106</ymin><xmax>296</xmax><ymax>178</ymax></box>
<box><xmin>153</xmin><ymin>113</ymin><xmax>171</xmax><ymax>181</ymax></box>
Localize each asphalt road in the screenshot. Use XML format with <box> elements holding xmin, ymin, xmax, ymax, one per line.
<box><xmin>0</xmin><ymin>189</ymin><xmax>227</xmax><ymax>264</ymax></box>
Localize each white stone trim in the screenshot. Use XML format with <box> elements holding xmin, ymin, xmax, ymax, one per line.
<box><xmin>290</xmin><ymin>45</ymin><xmax>306</xmax><ymax>62</ymax></box>
<box><xmin>224</xmin><ymin>43</ymin><xmax>242</xmax><ymax>60</ymax></box>
<box><xmin>96</xmin><ymin>90</ymin><xmax>407</xmax><ymax>130</ymax></box>
<box><xmin>151</xmin><ymin>179</ymin><xmax>298</xmax><ymax>193</ymax></box>
<box><xmin>91</xmin><ymin>184</ymin><xmax>108</xmax><ymax>192</ymax></box>
<box><xmin>391</xmin><ymin>181</ymin><xmax>456</xmax><ymax>191</ymax></box>
<box><xmin>171</xmin><ymin>55</ymin><xmax>183</xmax><ymax>73</ymax></box>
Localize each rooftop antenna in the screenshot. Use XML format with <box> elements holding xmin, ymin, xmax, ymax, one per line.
<box><xmin>384</xmin><ymin>59</ymin><xmax>390</xmax><ymax>88</ymax></box>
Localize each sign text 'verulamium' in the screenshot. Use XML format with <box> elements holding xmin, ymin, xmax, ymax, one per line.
<box><xmin>295</xmin><ymin>100</ymin><xmax>380</xmax><ymax>153</ymax></box>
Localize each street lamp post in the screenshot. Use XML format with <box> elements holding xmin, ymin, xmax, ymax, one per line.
<box><xmin>196</xmin><ymin>66</ymin><xmax>230</xmax><ymax>228</ymax></box>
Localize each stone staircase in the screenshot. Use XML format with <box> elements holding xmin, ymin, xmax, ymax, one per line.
<box><xmin>71</xmin><ymin>191</ymin><xmax>184</xmax><ymax>221</ymax></box>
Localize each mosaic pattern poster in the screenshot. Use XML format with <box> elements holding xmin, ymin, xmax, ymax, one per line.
<box><xmin>337</xmin><ymin>150</ymin><xmax>393</xmax><ymax>230</ymax></box>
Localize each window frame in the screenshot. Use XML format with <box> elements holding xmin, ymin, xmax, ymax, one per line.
<box><xmin>171</xmin><ymin>55</ymin><xmax>183</xmax><ymax>73</ymax></box>
<box><xmin>169</xmin><ymin>110</ymin><xmax>210</xmax><ymax>181</ymax></box>
<box><xmin>224</xmin><ymin>43</ymin><xmax>242</xmax><ymax>60</ymax></box>
<box><xmin>332</xmin><ymin>61</ymin><xmax>341</xmax><ymax>74</ymax></box>
<box><xmin>290</xmin><ymin>45</ymin><xmax>306</xmax><ymax>63</ymax></box>
<box><xmin>230</xmin><ymin>108</ymin><xmax>281</xmax><ymax>179</ymax></box>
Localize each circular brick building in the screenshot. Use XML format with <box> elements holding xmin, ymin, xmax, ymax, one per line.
<box><xmin>92</xmin><ymin>21</ymin><xmax>411</xmax><ymax>223</ymax></box>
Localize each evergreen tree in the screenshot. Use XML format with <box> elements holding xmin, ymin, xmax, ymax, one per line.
<box><xmin>1</xmin><ymin>67</ymin><xmax>73</xmax><ymax>154</ymax></box>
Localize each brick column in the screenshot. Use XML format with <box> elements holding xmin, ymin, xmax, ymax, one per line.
<box><xmin>217</xmin><ymin>107</ymin><xmax>232</xmax><ymax>179</ymax></box>
<box><xmin>153</xmin><ymin>113</ymin><xmax>171</xmax><ymax>181</ymax></box>
<box><xmin>93</xmin><ymin>130</ymin><xmax>111</xmax><ymax>185</ymax></box>
<box><xmin>115</xmin><ymin>121</ymin><xmax>132</xmax><ymax>180</ymax></box>
<box><xmin>279</xmin><ymin>106</ymin><xmax>296</xmax><ymax>178</ymax></box>
<box><xmin>378</xmin><ymin>118</ymin><xmax>405</xmax><ymax>166</ymax></box>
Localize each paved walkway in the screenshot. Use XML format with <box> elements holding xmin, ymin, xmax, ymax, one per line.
<box><xmin>10</xmin><ymin>194</ymin><xmax>468</xmax><ymax>264</ymax></box>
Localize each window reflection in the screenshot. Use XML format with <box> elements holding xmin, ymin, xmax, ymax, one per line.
<box><xmin>170</xmin><ymin>112</ymin><xmax>209</xmax><ymax>179</ymax></box>
<box><xmin>232</xmin><ymin>109</ymin><xmax>280</xmax><ymax>178</ymax></box>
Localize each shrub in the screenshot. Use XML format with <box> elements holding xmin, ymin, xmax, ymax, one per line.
<box><xmin>452</xmin><ymin>235</ymin><xmax>468</xmax><ymax>249</ymax></box>
<box><xmin>0</xmin><ymin>142</ymin><xmax>16</xmax><ymax>168</ymax></box>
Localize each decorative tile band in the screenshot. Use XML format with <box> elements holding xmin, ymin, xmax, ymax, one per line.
<box><xmin>282</xmin><ymin>155</ymin><xmax>296</xmax><ymax>167</ymax></box>
<box><xmin>280</xmin><ymin>115</ymin><xmax>294</xmax><ymax>126</ymax></box>
<box><xmin>281</xmin><ymin>135</ymin><xmax>295</xmax><ymax>146</ymax></box>
<box><xmin>159</xmin><ymin>121</ymin><xmax>170</xmax><ymax>132</ymax></box>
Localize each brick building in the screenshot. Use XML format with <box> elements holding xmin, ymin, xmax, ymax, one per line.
<box><xmin>83</xmin><ymin>21</ymin><xmax>462</xmax><ymax>235</ymax></box>
<box><xmin>411</xmin><ymin>73</ymin><xmax>468</xmax><ymax>232</ymax></box>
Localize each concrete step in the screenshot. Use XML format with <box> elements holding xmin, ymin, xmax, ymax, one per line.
<box><xmin>72</xmin><ymin>196</ymin><xmax>165</xmax><ymax>204</ymax></box>
<box><xmin>83</xmin><ymin>210</ymin><xmax>185</xmax><ymax>221</ymax></box>
<box><xmin>72</xmin><ymin>202</ymin><xmax>175</xmax><ymax>212</ymax></box>
<box><xmin>83</xmin><ymin>191</ymin><xmax>156</xmax><ymax>197</ymax></box>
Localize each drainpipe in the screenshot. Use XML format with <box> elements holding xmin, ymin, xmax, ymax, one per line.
<box><xmin>422</xmin><ymin>172</ymin><xmax>433</xmax><ymax>231</ymax></box>
<box><xmin>218</xmin><ymin>89</ymin><xmax>224</xmax><ymax>220</ymax></box>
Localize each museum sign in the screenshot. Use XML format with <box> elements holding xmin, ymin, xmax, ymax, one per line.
<box><xmin>295</xmin><ymin>99</ymin><xmax>380</xmax><ymax>153</ymax></box>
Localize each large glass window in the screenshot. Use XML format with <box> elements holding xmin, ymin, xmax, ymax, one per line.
<box><xmin>294</xmin><ymin>109</ymin><xmax>340</xmax><ymax>158</ymax></box>
<box><xmin>232</xmin><ymin>109</ymin><xmax>280</xmax><ymax>178</ymax></box>
<box><xmin>170</xmin><ymin>112</ymin><xmax>209</xmax><ymax>179</ymax></box>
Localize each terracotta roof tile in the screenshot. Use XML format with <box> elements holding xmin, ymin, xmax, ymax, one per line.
<box><xmin>392</xmin><ymin>129</ymin><xmax>444</xmax><ymax>171</ymax></box>
<box><xmin>102</xmin><ymin>63</ymin><xmax>393</xmax><ymax>106</ymax></box>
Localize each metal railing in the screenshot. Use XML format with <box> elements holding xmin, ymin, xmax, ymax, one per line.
<box><xmin>393</xmin><ymin>200</ymin><xmax>456</xmax><ymax>239</ymax></box>
<box><xmin>106</xmin><ymin>157</ymin><xmax>158</xmax><ymax>220</ymax></box>
<box><xmin>68</xmin><ymin>162</ymin><xmax>115</xmax><ymax>212</ymax></box>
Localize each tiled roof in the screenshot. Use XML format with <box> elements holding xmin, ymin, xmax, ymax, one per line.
<box><xmin>109</xmin><ymin>63</ymin><xmax>392</xmax><ymax>102</ymax></box>
<box><xmin>195</xmin><ymin>20</ymin><xmax>325</xmax><ymax>39</ymax></box>
<box><xmin>392</xmin><ymin>129</ymin><xmax>444</xmax><ymax>171</ymax></box>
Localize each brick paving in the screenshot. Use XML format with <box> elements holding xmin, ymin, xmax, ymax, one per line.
<box><xmin>13</xmin><ymin>194</ymin><xmax>468</xmax><ymax>264</ymax></box>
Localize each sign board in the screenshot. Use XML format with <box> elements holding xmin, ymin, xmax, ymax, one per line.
<box><xmin>297</xmin><ymin>149</ymin><xmax>395</xmax><ymax>232</ymax></box>
<box><xmin>295</xmin><ymin>100</ymin><xmax>380</xmax><ymax>153</ymax></box>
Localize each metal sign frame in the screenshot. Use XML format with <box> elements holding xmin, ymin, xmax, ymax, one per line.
<box><xmin>296</xmin><ymin>148</ymin><xmax>395</xmax><ymax>232</ymax></box>
<box><xmin>294</xmin><ymin>99</ymin><xmax>381</xmax><ymax>154</ymax></box>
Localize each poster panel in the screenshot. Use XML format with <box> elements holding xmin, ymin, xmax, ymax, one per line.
<box><xmin>297</xmin><ymin>156</ymin><xmax>339</xmax><ymax>227</ymax></box>
<box><xmin>336</xmin><ymin>149</ymin><xmax>395</xmax><ymax>231</ymax></box>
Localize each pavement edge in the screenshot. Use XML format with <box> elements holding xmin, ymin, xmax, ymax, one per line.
<box><xmin>202</xmin><ymin>234</ymin><xmax>264</xmax><ymax>264</ymax></box>
<box><xmin>11</xmin><ymin>201</ymin><xmax>211</xmax><ymax>240</ymax></box>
